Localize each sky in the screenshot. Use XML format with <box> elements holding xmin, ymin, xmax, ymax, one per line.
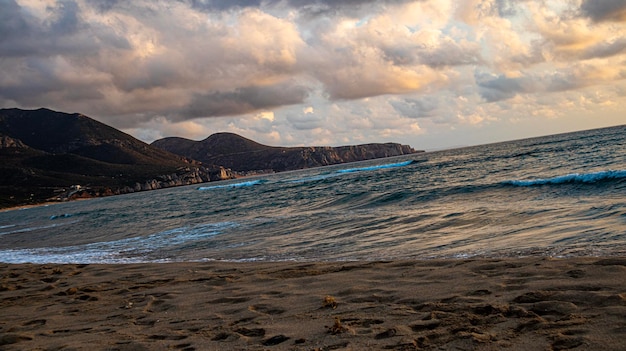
<box><xmin>1</xmin><ymin>0</ymin><xmax>625</xmax><ymax>150</ymax></box>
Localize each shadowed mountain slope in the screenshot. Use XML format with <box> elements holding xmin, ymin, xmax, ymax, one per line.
<box><xmin>0</xmin><ymin>108</ymin><xmax>232</xmax><ymax>208</ymax></box>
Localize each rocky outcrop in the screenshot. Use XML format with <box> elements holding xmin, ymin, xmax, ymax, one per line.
<box><xmin>280</xmin><ymin>144</ymin><xmax>419</xmax><ymax>170</ymax></box>
<box><xmin>128</xmin><ymin>166</ymin><xmax>227</xmax><ymax>192</ymax></box>
<box><xmin>141</xmin><ymin>166</ymin><xmax>232</xmax><ymax>189</ymax></box>
<box><xmin>0</xmin><ymin>135</ymin><xmax>28</xmax><ymax>149</ymax></box>
<box><xmin>152</xmin><ymin>133</ymin><xmax>422</xmax><ymax>173</ymax></box>
<box><xmin>52</xmin><ymin>165</ymin><xmax>234</xmax><ymax>201</ymax></box>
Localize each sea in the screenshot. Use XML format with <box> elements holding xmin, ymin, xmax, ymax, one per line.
<box><xmin>1</xmin><ymin>125</ymin><xmax>625</xmax><ymax>264</ymax></box>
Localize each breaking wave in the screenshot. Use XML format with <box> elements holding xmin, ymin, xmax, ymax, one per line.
<box><xmin>0</xmin><ymin>221</ymin><xmax>79</xmax><ymax>237</ymax></box>
<box><xmin>198</xmin><ymin>179</ymin><xmax>266</xmax><ymax>190</ymax></box>
<box><xmin>503</xmin><ymin>170</ymin><xmax>626</xmax><ymax>187</ymax></box>
<box><xmin>0</xmin><ymin>221</ymin><xmax>237</xmax><ymax>263</ymax></box>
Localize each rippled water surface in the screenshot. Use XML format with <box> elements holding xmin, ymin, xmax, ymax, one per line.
<box><xmin>1</xmin><ymin>125</ymin><xmax>625</xmax><ymax>263</ymax></box>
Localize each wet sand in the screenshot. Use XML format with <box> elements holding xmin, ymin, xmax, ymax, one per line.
<box><xmin>1</xmin><ymin>257</ymin><xmax>626</xmax><ymax>350</ymax></box>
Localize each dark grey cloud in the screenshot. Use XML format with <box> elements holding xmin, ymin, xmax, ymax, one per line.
<box><xmin>85</xmin><ymin>0</ymin><xmax>120</xmax><ymax>13</ymax></box>
<box><xmin>286</xmin><ymin>112</ymin><xmax>324</xmax><ymax>130</ymax></box>
<box><xmin>283</xmin><ymin>0</ymin><xmax>414</xmax><ymax>14</ymax></box>
<box><xmin>495</xmin><ymin>0</ymin><xmax>518</xmax><ymax>17</ymax></box>
<box><xmin>177</xmin><ymin>0</ymin><xmax>417</xmax><ymax>18</ymax></box>
<box><xmin>180</xmin><ymin>82</ymin><xmax>310</xmax><ymax>119</ymax></box>
<box><xmin>476</xmin><ymin>72</ymin><xmax>539</xmax><ymax>102</ymax></box>
<box><xmin>184</xmin><ymin>0</ymin><xmax>262</xmax><ymax>12</ymax></box>
<box><xmin>580</xmin><ymin>0</ymin><xmax>626</xmax><ymax>22</ymax></box>
<box><xmin>0</xmin><ymin>59</ymin><xmax>59</xmax><ymax>103</ymax></box>
<box><xmin>0</xmin><ymin>0</ymin><xmax>46</xmax><ymax>57</ymax></box>
<box><xmin>290</xmin><ymin>0</ymin><xmax>416</xmax><ymax>10</ymax></box>
<box><xmin>390</xmin><ymin>97</ymin><xmax>439</xmax><ymax>119</ymax></box>
<box><xmin>111</xmin><ymin>56</ymin><xmax>182</xmax><ymax>92</ymax></box>
<box><xmin>0</xmin><ymin>0</ymin><xmax>32</xmax><ymax>42</ymax></box>
<box><xmin>416</xmin><ymin>41</ymin><xmax>482</xmax><ymax>68</ymax></box>
<box><xmin>0</xmin><ymin>56</ymin><xmax>104</xmax><ymax>106</ymax></box>
<box><xmin>475</xmin><ymin>69</ymin><xmax>602</xmax><ymax>102</ymax></box>
<box><xmin>49</xmin><ymin>1</ymin><xmax>81</xmax><ymax>34</ymax></box>
<box><xmin>580</xmin><ymin>38</ymin><xmax>626</xmax><ymax>59</ymax></box>
<box><xmin>378</xmin><ymin>39</ymin><xmax>482</xmax><ymax>68</ymax></box>
<box><xmin>0</xmin><ymin>0</ymin><xmax>129</xmax><ymax>57</ymax></box>
<box><xmin>380</xmin><ymin>46</ymin><xmax>418</xmax><ymax>66</ymax></box>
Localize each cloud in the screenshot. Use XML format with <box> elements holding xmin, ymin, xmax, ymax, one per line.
<box><xmin>279</xmin><ymin>0</ymin><xmax>418</xmax><ymax>19</ymax></box>
<box><xmin>1</xmin><ymin>0</ymin><xmax>625</xmax><ymax>149</ymax></box>
<box><xmin>479</xmin><ymin>72</ymin><xmax>588</xmax><ymax>103</ymax></box>
<box><xmin>580</xmin><ymin>0</ymin><xmax>626</xmax><ymax>22</ymax></box>
<box><xmin>1</xmin><ymin>2</ymin><xmax>307</xmax><ymax>119</ymax></box>
<box><xmin>186</xmin><ymin>0</ymin><xmax>263</xmax><ymax>12</ymax></box>
<box><xmin>0</xmin><ymin>0</ymin><xmax>487</xmax><ymax>114</ymax></box>
<box><xmin>0</xmin><ymin>0</ymin><xmax>130</xmax><ymax>57</ymax></box>
<box><xmin>476</xmin><ymin>63</ymin><xmax>626</xmax><ymax>102</ymax></box>
<box><xmin>179</xmin><ymin>82</ymin><xmax>310</xmax><ymax>119</ymax></box>
<box><xmin>390</xmin><ymin>97</ymin><xmax>439</xmax><ymax>119</ymax></box>
<box><xmin>580</xmin><ymin>38</ymin><xmax>626</xmax><ymax>59</ymax></box>
<box><xmin>177</xmin><ymin>0</ymin><xmax>418</xmax><ymax>19</ymax></box>
<box><xmin>415</xmin><ymin>35</ymin><xmax>482</xmax><ymax>68</ymax></box>
<box><xmin>286</xmin><ymin>113</ymin><xmax>325</xmax><ymax>131</ymax></box>
<box><xmin>476</xmin><ymin>73</ymin><xmax>525</xmax><ymax>102</ymax></box>
<box><xmin>527</xmin><ymin>1</ymin><xmax>626</xmax><ymax>62</ymax></box>
<box><xmin>305</xmin><ymin>2</ymin><xmax>468</xmax><ymax>100</ymax></box>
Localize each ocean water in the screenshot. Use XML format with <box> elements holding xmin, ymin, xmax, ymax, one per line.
<box><xmin>1</xmin><ymin>125</ymin><xmax>625</xmax><ymax>264</ymax></box>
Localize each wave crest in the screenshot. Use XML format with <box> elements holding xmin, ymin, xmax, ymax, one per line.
<box><xmin>504</xmin><ymin>169</ymin><xmax>626</xmax><ymax>186</ymax></box>
<box><xmin>198</xmin><ymin>179</ymin><xmax>265</xmax><ymax>190</ymax></box>
<box><xmin>336</xmin><ymin>160</ymin><xmax>415</xmax><ymax>174</ymax></box>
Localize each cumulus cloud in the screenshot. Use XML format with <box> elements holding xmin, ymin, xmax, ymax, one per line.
<box><xmin>1</xmin><ymin>0</ymin><xmax>625</xmax><ymax>148</ymax></box>
<box><xmin>527</xmin><ymin>1</ymin><xmax>626</xmax><ymax>62</ymax></box>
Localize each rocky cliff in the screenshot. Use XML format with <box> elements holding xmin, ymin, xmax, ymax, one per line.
<box><xmin>152</xmin><ymin>133</ymin><xmax>422</xmax><ymax>173</ymax></box>
<box><xmin>51</xmin><ymin>165</ymin><xmax>233</xmax><ymax>202</ymax></box>
<box><xmin>0</xmin><ymin>108</ymin><xmax>234</xmax><ymax>208</ymax></box>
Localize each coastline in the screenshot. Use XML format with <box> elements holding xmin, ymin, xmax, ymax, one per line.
<box><xmin>0</xmin><ymin>198</ymin><xmax>93</xmax><ymax>213</ymax></box>
<box><xmin>0</xmin><ymin>201</ymin><xmax>60</xmax><ymax>213</ymax></box>
<box><xmin>2</xmin><ymin>257</ymin><xmax>625</xmax><ymax>350</ymax></box>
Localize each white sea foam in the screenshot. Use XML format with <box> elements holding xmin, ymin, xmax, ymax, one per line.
<box><xmin>0</xmin><ymin>220</ymin><xmax>80</xmax><ymax>237</ymax></box>
<box><xmin>50</xmin><ymin>213</ymin><xmax>73</xmax><ymax>220</ymax></box>
<box><xmin>198</xmin><ymin>179</ymin><xmax>265</xmax><ymax>190</ymax></box>
<box><xmin>0</xmin><ymin>221</ymin><xmax>238</xmax><ymax>263</ymax></box>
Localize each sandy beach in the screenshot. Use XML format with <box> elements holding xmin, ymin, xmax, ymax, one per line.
<box><xmin>1</xmin><ymin>257</ymin><xmax>625</xmax><ymax>350</ymax></box>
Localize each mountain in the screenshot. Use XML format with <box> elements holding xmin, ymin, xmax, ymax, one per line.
<box><xmin>152</xmin><ymin>132</ymin><xmax>422</xmax><ymax>173</ymax></box>
<box><xmin>0</xmin><ymin>108</ymin><xmax>233</xmax><ymax>208</ymax></box>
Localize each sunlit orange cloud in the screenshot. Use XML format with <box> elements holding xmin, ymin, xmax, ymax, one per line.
<box><xmin>2</xmin><ymin>0</ymin><xmax>625</xmax><ymax>149</ymax></box>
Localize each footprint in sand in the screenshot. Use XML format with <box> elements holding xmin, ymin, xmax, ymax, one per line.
<box><xmin>0</xmin><ymin>334</ymin><xmax>33</xmax><ymax>346</ymax></box>
<box><xmin>234</xmin><ymin>327</ymin><xmax>265</xmax><ymax>337</ymax></box>
<box><xmin>248</xmin><ymin>303</ymin><xmax>286</xmax><ymax>315</ymax></box>
<box><xmin>262</xmin><ymin>334</ymin><xmax>290</xmax><ymax>346</ymax></box>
